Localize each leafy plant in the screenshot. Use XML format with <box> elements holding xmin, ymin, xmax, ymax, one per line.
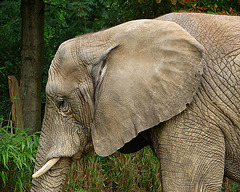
<box><xmin>0</xmin><ymin>0</ymin><xmax>21</xmax><ymax>119</ymax></box>
<box><xmin>173</xmin><ymin>0</ymin><xmax>240</xmax><ymax>14</ymax></box>
<box><xmin>0</xmin><ymin>126</ymin><xmax>39</xmax><ymax>192</ymax></box>
<box><xmin>232</xmin><ymin>183</ymin><xmax>240</xmax><ymax>192</ymax></box>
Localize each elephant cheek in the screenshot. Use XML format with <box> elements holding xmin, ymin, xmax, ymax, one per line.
<box><xmin>44</xmin><ymin>117</ymin><xmax>83</xmax><ymax>159</ymax></box>
<box><xmin>73</xmin><ymin>132</ymin><xmax>81</xmax><ymax>146</ymax></box>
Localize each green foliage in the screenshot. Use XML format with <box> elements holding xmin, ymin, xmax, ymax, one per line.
<box><xmin>173</xmin><ymin>0</ymin><xmax>240</xmax><ymax>14</ymax></box>
<box><xmin>63</xmin><ymin>147</ymin><xmax>161</xmax><ymax>192</ymax></box>
<box><xmin>0</xmin><ymin>0</ymin><xmax>21</xmax><ymax>118</ymax></box>
<box><xmin>222</xmin><ymin>177</ymin><xmax>240</xmax><ymax>192</ymax></box>
<box><xmin>105</xmin><ymin>0</ymin><xmax>173</xmax><ymax>25</ymax></box>
<box><xmin>233</xmin><ymin>183</ymin><xmax>240</xmax><ymax>192</ymax></box>
<box><xmin>0</xmin><ymin>125</ymin><xmax>39</xmax><ymax>192</ymax></box>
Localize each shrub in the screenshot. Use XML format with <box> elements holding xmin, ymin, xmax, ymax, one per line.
<box><xmin>0</xmin><ymin>125</ymin><xmax>39</xmax><ymax>192</ymax></box>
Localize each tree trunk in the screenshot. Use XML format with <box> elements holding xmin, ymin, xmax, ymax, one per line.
<box><xmin>20</xmin><ymin>0</ymin><xmax>44</xmax><ymax>134</ymax></box>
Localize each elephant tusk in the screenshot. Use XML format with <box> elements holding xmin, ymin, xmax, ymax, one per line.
<box><xmin>32</xmin><ymin>157</ymin><xmax>60</xmax><ymax>179</ymax></box>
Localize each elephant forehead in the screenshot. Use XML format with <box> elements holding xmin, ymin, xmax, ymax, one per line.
<box><xmin>47</xmin><ymin>59</ymin><xmax>91</xmax><ymax>97</ymax></box>
<box><xmin>51</xmin><ymin>49</ymin><xmax>81</xmax><ymax>75</ymax></box>
<box><xmin>46</xmin><ymin>78</ymin><xmax>79</xmax><ymax>96</ymax></box>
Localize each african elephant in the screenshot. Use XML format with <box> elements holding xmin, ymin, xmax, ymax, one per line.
<box><xmin>31</xmin><ymin>13</ymin><xmax>240</xmax><ymax>191</ymax></box>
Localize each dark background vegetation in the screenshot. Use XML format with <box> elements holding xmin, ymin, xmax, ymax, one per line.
<box><xmin>1</xmin><ymin>0</ymin><xmax>240</xmax><ymax>191</ymax></box>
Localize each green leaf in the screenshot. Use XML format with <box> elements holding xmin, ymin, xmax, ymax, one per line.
<box><xmin>1</xmin><ymin>171</ymin><xmax>7</xmax><ymax>187</ymax></box>
<box><xmin>21</xmin><ymin>141</ymin><xmax>25</xmax><ymax>152</ymax></box>
<box><xmin>2</xmin><ymin>151</ymin><xmax>9</xmax><ymax>169</ymax></box>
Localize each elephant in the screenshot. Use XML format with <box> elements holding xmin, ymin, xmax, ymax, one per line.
<box><xmin>31</xmin><ymin>13</ymin><xmax>240</xmax><ymax>192</ymax></box>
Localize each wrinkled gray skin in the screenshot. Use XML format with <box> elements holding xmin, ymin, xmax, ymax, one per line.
<box><xmin>31</xmin><ymin>13</ymin><xmax>240</xmax><ymax>191</ymax></box>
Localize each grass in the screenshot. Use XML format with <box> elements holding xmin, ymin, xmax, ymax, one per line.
<box><xmin>0</xmin><ymin>119</ymin><xmax>239</xmax><ymax>191</ymax></box>
<box><xmin>63</xmin><ymin>146</ymin><xmax>161</xmax><ymax>192</ymax></box>
<box><xmin>0</xmin><ymin>125</ymin><xmax>39</xmax><ymax>192</ymax></box>
<box><xmin>64</xmin><ymin>147</ymin><xmax>240</xmax><ymax>192</ymax></box>
<box><xmin>63</xmin><ymin>147</ymin><xmax>240</xmax><ymax>192</ymax></box>
<box><xmin>222</xmin><ymin>177</ymin><xmax>240</xmax><ymax>192</ymax></box>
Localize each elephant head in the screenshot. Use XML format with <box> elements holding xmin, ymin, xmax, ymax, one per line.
<box><xmin>31</xmin><ymin>19</ymin><xmax>203</xmax><ymax>191</ymax></box>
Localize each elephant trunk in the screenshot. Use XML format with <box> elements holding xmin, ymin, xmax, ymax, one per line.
<box><xmin>31</xmin><ymin>120</ymin><xmax>72</xmax><ymax>192</ymax></box>
<box><xmin>32</xmin><ymin>157</ymin><xmax>60</xmax><ymax>179</ymax></box>
<box><xmin>31</xmin><ymin>155</ymin><xmax>71</xmax><ymax>192</ymax></box>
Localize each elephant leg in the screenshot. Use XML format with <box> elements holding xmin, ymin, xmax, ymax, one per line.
<box><xmin>151</xmin><ymin>105</ymin><xmax>225</xmax><ymax>192</ymax></box>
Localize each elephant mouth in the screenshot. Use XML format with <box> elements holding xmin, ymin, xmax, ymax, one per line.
<box><xmin>32</xmin><ymin>137</ymin><xmax>93</xmax><ymax>179</ymax></box>
<box><xmin>32</xmin><ymin>150</ymin><xmax>86</xmax><ymax>179</ymax></box>
<box><xmin>32</xmin><ymin>157</ymin><xmax>60</xmax><ymax>179</ymax></box>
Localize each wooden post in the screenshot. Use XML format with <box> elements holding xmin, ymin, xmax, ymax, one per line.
<box><xmin>8</xmin><ymin>75</ymin><xmax>24</xmax><ymax>131</ymax></box>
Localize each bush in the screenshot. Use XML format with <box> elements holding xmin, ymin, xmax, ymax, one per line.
<box><xmin>0</xmin><ymin>125</ymin><xmax>39</xmax><ymax>192</ymax></box>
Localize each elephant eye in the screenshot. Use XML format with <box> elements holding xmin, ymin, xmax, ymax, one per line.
<box><xmin>56</xmin><ymin>99</ymin><xmax>65</xmax><ymax>109</ymax></box>
<box><xmin>56</xmin><ymin>98</ymin><xmax>71</xmax><ymax>114</ymax></box>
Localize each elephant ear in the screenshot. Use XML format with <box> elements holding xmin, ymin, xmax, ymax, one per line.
<box><xmin>92</xmin><ymin>19</ymin><xmax>204</xmax><ymax>156</ymax></box>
